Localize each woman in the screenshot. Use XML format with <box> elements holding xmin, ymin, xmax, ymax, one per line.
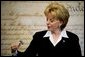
<box><xmin>11</xmin><ymin>2</ymin><xmax>81</xmax><ymax>56</ymax></box>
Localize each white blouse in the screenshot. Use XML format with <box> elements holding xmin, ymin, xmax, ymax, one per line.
<box><xmin>43</xmin><ymin>30</ymin><xmax>69</xmax><ymax>46</ymax></box>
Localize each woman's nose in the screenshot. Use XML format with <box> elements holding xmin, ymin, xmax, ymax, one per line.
<box><xmin>46</xmin><ymin>20</ymin><xmax>50</xmax><ymax>25</ymax></box>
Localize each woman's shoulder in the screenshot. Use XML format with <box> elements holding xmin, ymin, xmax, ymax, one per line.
<box><xmin>36</xmin><ymin>30</ymin><xmax>47</xmax><ymax>33</ymax></box>
<box><xmin>66</xmin><ymin>31</ymin><xmax>77</xmax><ymax>36</ymax></box>
<box><xmin>35</xmin><ymin>30</ymin><xmax>47</xmax><ymax>35</ymax></box>
<box><xmin>33</xmin><ymin>30</ymin><xmax>47</xmax><ymax>37</ymax></box>
<box><xmin>66</xmin><ymin>31</ymin><xmax>79</xmax><ymax>40</ymax></box>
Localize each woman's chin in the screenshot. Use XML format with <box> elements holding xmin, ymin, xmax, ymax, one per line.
<box><xmin>48</xmin><ymin>29</ymin><xmax>52</xmax><ymax>31</ymax></box>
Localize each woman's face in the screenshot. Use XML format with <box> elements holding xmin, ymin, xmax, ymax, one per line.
<box><xmin>46</xmin><ymin>13</ymin><xmax>62</xmax><ymax>31</ymax></box>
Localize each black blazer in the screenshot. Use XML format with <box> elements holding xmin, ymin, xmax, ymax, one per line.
<box><xmin>17</xmin><ymin>30</ymin><xmax>81</xmax><ymax>56</ymax></box>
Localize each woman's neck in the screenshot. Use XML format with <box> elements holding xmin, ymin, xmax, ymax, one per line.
<box><xmin>51</xmin><ymin>29</ymin><xmax>61</xmax><ymax>35</ymax></box>
<box><xmin>51</xmin><ymin>29</ymin><xmax>61</xmax><ymax>43</ymax></box>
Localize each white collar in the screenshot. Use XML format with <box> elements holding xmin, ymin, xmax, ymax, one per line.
<box><xmin>43</xmin><ymin>30</ymin><xmax>69</xmax><ymax>46</ymax></box>
<box><xmin>43</xmin><ymin>30</ymin><xmax>69</xmax><ymax>38</ymax></box>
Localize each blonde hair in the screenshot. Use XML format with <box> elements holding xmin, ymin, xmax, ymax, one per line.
<box><xmin>44</xmin><ymin>2</ymin><xmax>70</xmax><ymax>30</ymax></box>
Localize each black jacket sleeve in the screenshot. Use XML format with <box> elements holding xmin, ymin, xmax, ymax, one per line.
<box><xmin>71</xmin><ymin>35</ymin><xmax>82</xmax><ymax>56</ymax></box>
<box><xmin>67</xmin><ymin>31</ymin><xmax>82</xmax><ymax>56</ymax></box>
<box><xmin>16</xmin><ymin>32</ymin><xmax>40</xmax><ymax>56</ymax></box>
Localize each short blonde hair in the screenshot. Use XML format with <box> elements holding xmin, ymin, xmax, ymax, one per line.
<box><xmin>44</xmin><ymin>2</ymin><xmax>70</xmax><ymax>30</ymax></box>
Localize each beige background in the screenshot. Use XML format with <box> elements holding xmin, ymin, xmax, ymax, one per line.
<box><xmin>1</xmin><ymin>1</ymin><xmax>84</xmax><ymax>56</ymax></box>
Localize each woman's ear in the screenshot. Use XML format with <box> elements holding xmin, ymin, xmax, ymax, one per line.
<box><xmin>60</xmin><ymin>21</ymin><xmax>63</xmax><ymax>27</ymax></box>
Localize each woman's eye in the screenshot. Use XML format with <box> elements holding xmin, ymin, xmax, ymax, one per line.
<box><xmin>50</xmin><ymin>19</ymin><xmax>54</xmax><ymax>22</ymax></box>
<box><xmin>46</xmin><ymin>18</ymin><xmax>48</xmax><ymax>21</ymax></box>
<box><xmin>46</xmin><ymin>18</ymin><xmax>55</xmax><ymax>22</ymax></box>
